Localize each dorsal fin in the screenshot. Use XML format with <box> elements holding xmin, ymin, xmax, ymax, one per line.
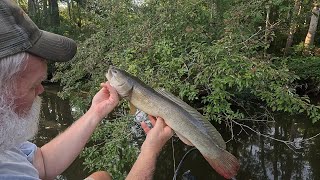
<box><xmin>155</xmin><ymin>88</ymin><xmax>226</xmax><ymax>149</ymax></box>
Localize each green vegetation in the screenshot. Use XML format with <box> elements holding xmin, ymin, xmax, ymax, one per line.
<box><xmin>80</xmin><ymin>114</ymin><xmax>139</xmax><ymax>179</ymax></box>
<box><xmin>24</xmin><ymin>0</ymin><xmax>320</xmax><ymax>178</ymax></box>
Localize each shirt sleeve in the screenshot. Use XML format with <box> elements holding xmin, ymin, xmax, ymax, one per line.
<box><xmin>19</xmin><ymin>141</ymin><xmax>38</xmax><ymax>164</ymax></box>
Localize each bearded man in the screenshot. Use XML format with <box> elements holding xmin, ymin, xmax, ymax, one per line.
<box><xmin>0</xmin><ymin>0</ymin><xmax>173</xmax><ymax>179</ymax></box>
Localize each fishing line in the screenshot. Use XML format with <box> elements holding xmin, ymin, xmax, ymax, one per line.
<box><xmin>172</xmin><ymin>138</ymin><xmax>176</xmax><ymax>175</ymax></box>
<box><xmin>172</xmin><ymin>147</ymin><xmax>197</xmax><ymax>180</ymax></box>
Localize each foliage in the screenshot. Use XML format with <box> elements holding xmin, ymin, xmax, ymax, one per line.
<box><xmin>289</xmin><ymin>56</ymin><xmax>320</xmax><ymax>81</ymax></box>
<box><xmin>55</xmin><ymin>0</ymin><xmax>320</xmax><ymax>122</ymax></box>
<box><xmin>81</xmin><ymin>113</ymin><xmax>139</xmax><ymax>180</ymax></box>
<box><xmin>287</xmin><ymin>56</ymin><xmax>320</xmax><ymax>96</ymax></box>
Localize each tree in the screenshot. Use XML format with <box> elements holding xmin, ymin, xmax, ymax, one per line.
<box><xmin>42</xmin><ymin>0</ymin><xmax>48</xmax><ymax>27</ymax></box>
<box><xmin>48</xmin><ymin>0</ymin><xmax>60</xmax><ymax>26</ymax></box>
<box><xmin>304</xmin><ymin>4</ymin><xmax>320</xmax><ymax>50</ymax></box>
<box><xmin>284</xmin><ymin>0</ymin><xmax>302</xmax><ymax>56</ymax></box>
<box><xmin>27</xmin><ymin>0</ymin><xmax>36</xmax><ymax>18</ymax></box>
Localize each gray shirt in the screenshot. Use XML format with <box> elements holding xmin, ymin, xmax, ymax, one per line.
<box><xmin>0</xmin><ymin>141</ymin><xmax>39</xmax><ymax>179</ymax></box>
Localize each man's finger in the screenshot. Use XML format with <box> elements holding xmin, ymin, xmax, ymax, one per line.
<box><xmin>155</xmin><ymin>117</ymin><xmax>166</xmax><ymax>128</ymax></box>
<box><xmin>105</xmin><ymin>82</ymin><xmax>119</xmax><ymax>99</ymax></box>
<box><xmin>100</xmin><ymin>82</ymin><xmax>108</xmax><ymax>87</ymax></box>
<box><xmin>148</xmin><ymin>115</ymin><xmax>156</xmax><ymax>126</ymax></box>
<box><xmin>141</xmin><ymin>122</ymin><xmax>150</xmax><ymax>134</ymax></box>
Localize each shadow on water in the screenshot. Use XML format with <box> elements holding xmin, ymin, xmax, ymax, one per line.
<box><xmin>35</xmin><ymin>85</ymin><xmax>320</xmax><ymax>180</ymax></box>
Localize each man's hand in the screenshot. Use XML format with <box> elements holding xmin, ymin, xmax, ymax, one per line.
<box><xmin>140</xmin><ymin>116</ymin><xmax>174</xmax><ymax>155</ymax></box>
<box><xmin>126</xmin><ymin>116</ymin><xmax>173</xmax><ymax>180</ymax></box>
<box><xmin>36</xmin><ymin>82</ymin><xmax>119</xmax><ymax>179</ymax></box>
<box><xmin>89</xmin><ymin>81</ymin><xmax>119</xmax><ymax>120</ymax></box>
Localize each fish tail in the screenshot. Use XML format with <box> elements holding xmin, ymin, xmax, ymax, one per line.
<box><xmin>202</xmin><ymin>150</ymin><xmax>240</xmax><ymax>179</ymax></box>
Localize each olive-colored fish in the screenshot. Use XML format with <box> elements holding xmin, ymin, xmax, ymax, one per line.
<box><xmin>106</xmin><ymin>66</ymin><xmax>240</xmax><ymax>179</ymax></box>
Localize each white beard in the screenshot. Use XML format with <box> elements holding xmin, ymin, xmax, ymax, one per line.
<box><xmin>0</xmin><ymin>96</ymin><xmax>41</xmax><ymax>152</ymax></box>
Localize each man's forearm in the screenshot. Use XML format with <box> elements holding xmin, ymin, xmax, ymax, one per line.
<box><xmin>126</xmin><ymin>150</ymin><xmax>158</xmax><ymax>180</ymax></box>
<box><xmin>36</xmin><ymin>109</ymin><xmax>101</xmax><ymax>179</ymax></box>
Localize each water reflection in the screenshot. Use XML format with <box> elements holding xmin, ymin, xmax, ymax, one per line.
<box><xmin>33</xmin><ymin>84</ymin><xmax>88</xmax><ymax>179</ymax></box>
<box><xmin>34</xmin><ymin>85</ymin><xmax>320</xmax><ymax>180</ymax></box>
<box><xmin>157</xmin><ymin>116</ymin><xmax>320</xmax><ymax>180</ymax></box>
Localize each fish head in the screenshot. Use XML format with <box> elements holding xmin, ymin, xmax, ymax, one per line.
<box><xmin>106</xmin><ymin>66</ymin><xmax>134</xmax><ymax>98</ymax></box>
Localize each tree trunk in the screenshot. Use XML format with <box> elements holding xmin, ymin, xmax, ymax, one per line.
<box><xmin>76</xmin><ymin>1</ymin><xmax>82</xmax><ymax>28</ymax></box>
<box><xmin>304</xmin><ymin>4</ymin><xmax>320</xmax><ymax>49</ymax></box>
<box><xmin>66</xmin><ymin>0</ymin><xmax>72</xmax><ymax>21</ymax></box>
<box><xmin>264</xmin><ymin>2</ymin><xmax>271</xmax><ymax>58</ymax></box>
<box><xmin>42</xmin><ymin>0</ymin><xmax>48</xmax><ymax>27</ymax></box>
<box><xmin>284</xmin><ymin>0</ymin><xmax>301</xmax><ymax>56</ymax></box>
<box><xmin>28</xmin><ymin>0</ymin><xmax>36</xmax><ymax>17</ymax></box>
<box><xmin>48</xmin><ymin>0</ymin><xmax>60</xmax><ymax>26</ymax></box>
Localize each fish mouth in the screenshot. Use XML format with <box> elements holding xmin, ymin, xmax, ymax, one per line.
<box><xmin>109</xmin><ymin>66</ymin><xmax>117</xmax><ymax>73</ymax></box>
<box><xmin>106</xmin><ymin>66</ymin><xmax>116</xmax><ymax>80</ymax></box>
<box><xmin>106</xmin><ymin>66</ymin><xmax>126</xmax><ymax>88</ymax></box>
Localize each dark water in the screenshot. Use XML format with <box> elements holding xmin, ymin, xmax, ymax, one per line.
<box><xmin>33</xmin><ymin>84</ymin><xmax>89</xmax><ymax>179</ymax></box>
<box><xmin>156</xmin><ymin>116</ymin><xmax>320</xmax><ymax>180</ymax></box>
<box><xmin>35</xmin><ymin>85</ymin><xmax>320</xmax><ymax>180</ymax></box>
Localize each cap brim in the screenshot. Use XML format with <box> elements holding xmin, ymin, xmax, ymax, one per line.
<box><xmin>27</xmin><ymin>30</ymin><xmax>77</xmax><ymax>62</ymax></box>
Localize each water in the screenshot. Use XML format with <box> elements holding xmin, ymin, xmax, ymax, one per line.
<box><xmin>33</xmin><ymin>84</ymin><xmax>89</xmax><ymax>179</ymax></box>
<box><xmin>35</xmin><ymin>85</ymin><xmax>320</xmax><ymax>180</ymax></box>
<box><xmin>157</xmin><ymin>116</ymin><xmax>320</xmax><ymax>180</ymax></box>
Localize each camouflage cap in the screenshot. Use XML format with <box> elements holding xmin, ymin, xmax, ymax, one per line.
<box><xmin>0</xmin><ymin>0</ymin><xmax>77</xmax><ymax>61</ymax></box>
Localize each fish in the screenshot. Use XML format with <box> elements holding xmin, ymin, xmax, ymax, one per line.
<box><xmin>106</xmin><ymin>66</ymin><xmax>240</xmax><ymax>179</ymax></box>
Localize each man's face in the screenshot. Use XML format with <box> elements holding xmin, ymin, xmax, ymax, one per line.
<box><xmin>0</xmin><ymin>54</ymin><xmax>47</xmax><ymax>152</ymax></box>
<box><xmin>14</xmin><ymin>54</ymin><xmax>47</xmax><ymax>115</ymax></box>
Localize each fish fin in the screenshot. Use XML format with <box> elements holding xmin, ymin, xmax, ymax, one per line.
<box><xmin>202</xmin><ymin>149</ymin><xmax>240</xmax><ymax>179</ymax></box>
<box><xmin>155</xmin><ymin>88</ymin><xmax>226</xmax><ymax>149</ymax></box>
<box><xmin>176</xmin><ymin>132</ymin><xmax>194</xmax><ymax>146</ymax></box>
<box><xmin>129</xmin><ymin>101</ymin><xmax>137</xmax><ymax>115</ymax></box>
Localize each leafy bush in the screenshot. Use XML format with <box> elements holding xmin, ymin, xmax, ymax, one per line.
<box><xmin>81</xmin><ymin>113</ymin><xmax>139</xmax><ymax>180</ymax></box>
